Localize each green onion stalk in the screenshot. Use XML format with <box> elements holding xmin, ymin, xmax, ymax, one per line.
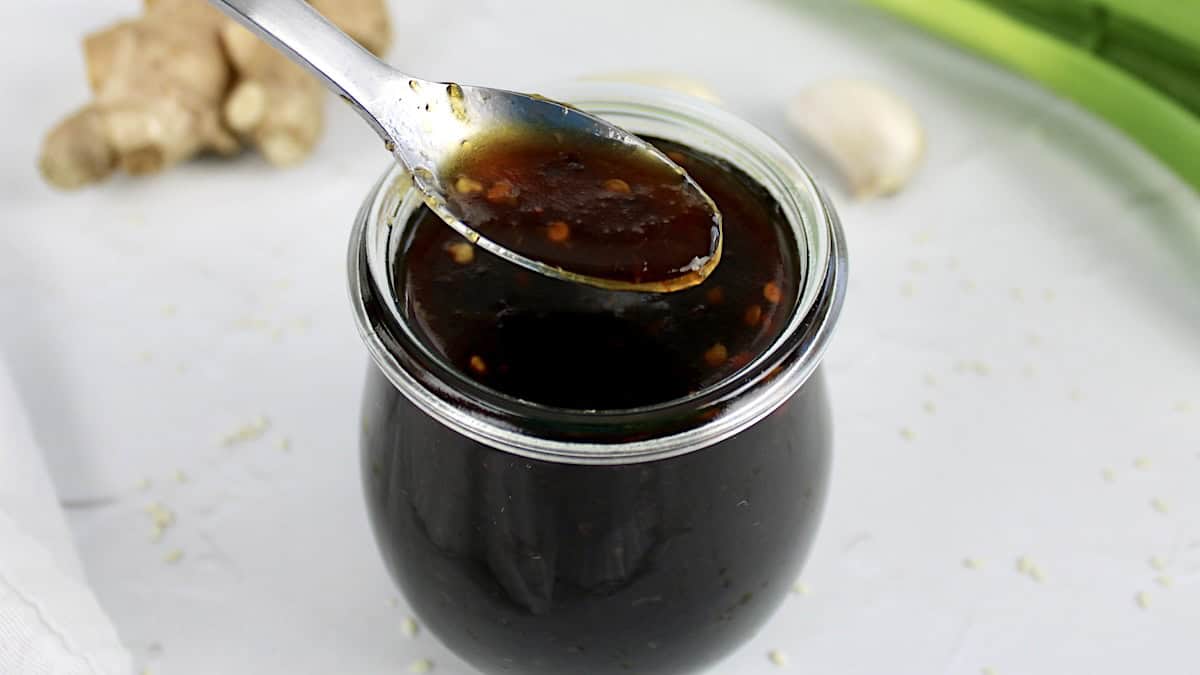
<box><xmin>861</xmin><ymin>0</ymin><xmax>1200</xmax><ymax>192</ymax></box>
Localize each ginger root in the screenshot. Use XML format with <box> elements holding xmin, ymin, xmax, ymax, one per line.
<box><xmin>40</xmin><ymin>0</ymin><xmax>237</xmax><ymax>188</ymax></box>
<box><xmin>39</xmin><ymin>0</ymin><xmax>392</xmax><ymax>189</ymax></box>
<box><xmin>221</xmin><ymin>0</ymin><xmax>391</xmax><ymax>167</ymax></box>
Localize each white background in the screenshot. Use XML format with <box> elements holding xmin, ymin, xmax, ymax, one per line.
<box><xmin>2</xmin><ymin>1</ymin><xmax>1198</xmax><ymax>673</ymax></box>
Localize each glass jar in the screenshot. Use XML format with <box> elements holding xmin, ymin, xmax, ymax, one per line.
<box><xmin>349</xmin><ymin>82</ymin><xmax>847</xmax><ymax>675</ymax></box>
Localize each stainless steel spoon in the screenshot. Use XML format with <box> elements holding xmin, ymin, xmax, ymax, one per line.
<box><xmin>209</xmin><ymin>0</ymin><xmax>722</xmax><ymax>291</ymax></box>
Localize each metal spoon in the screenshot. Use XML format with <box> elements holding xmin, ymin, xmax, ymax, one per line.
<box><xmin>209</xmin><ymin>0</ymin><xmax>722</xmax><ymax>292</ymax></box>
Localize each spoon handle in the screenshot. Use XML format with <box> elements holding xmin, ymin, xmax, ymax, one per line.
<box><xmin>209</xmin><ymin>0</ymin><xmax>402</xmax><ymax>143</ymax></box>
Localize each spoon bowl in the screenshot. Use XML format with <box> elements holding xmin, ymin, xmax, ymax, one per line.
<box><xmin>211</xmin><ymin>0</ymin><xmax>722</xmax><ymax>291</ymax></box>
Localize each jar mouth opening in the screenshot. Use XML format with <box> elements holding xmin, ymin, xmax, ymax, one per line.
<box><xmin>349</xmin><ymin>83</ymin><xmax>847</xmax><ymax>464</ymax></box>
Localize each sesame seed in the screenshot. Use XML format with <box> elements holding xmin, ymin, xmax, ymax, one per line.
<box><xmin>792</xmin><ymin>581</ymin><xmax>809</xmax><ymax>595</ymax></box>
<box><xmin>971</xmin><ymin>361</ymin><xmax>991</xmax><ymax>376</ymax></box>
<box><xmin>409</xmin><ymin>658</ymin><xmax>434</xmax><ymax>673</ymax></box>
<box><xmin>1101</xmin><ymin>468</ymin><xmax>1115</xmax><ymax>483</ymax></box>
<box><xmin>137</xmin><ymin>478</ymin><xmax>152</xmax><ymax>491</ymax></box>
<box><xmin>1029</xmin><ymin>565</ymin><xmax>1046</xmax><ymax>583</ymax></box>
<box><xmin>174</xmin><ymin>470</ymin><xmax>187</xmax><ymax>484</ymax></box>
<box><xmin>603</xmin><ymin>178</ymin><xmax>632</xmax><ymax>194</ymax></box>
<box><xmin>899</xmin><ymin>427</ymin><xmax>916</xmax><ymax>441</ymax></box>
<box><xmin>768</xmin><ymin>649</ymin><xmax>788</xmax><ymax>667</ymax></box>
<box><xmin>1133</xmin><ymin>457</ymin><xmax>1152</xmax><ymax>470</ymax></box>
<box><xmin>1068</xmin><ymin>388</ymin><xmax>1083</xmax><ymax>401</ymax></box>
<box><xmin>163</xmin><ymin>549</ymin><xmax>184</xmax><ymax>564</ymax></box>
<box><xmin>1150</xmin><ymin>498</ymin><xmax>1169</xmax><ymax>514</ymax></box>
<box><xmin>1042</xmin><ymin>289</ymin><xmax>1056</xmax><ymax>302</ymax></box>
<box><xmin>1155</xmin><ymin>575</ymin><xmax>1173</xmax><ymax>588</ymax></box>
<box><xmin>1016</xmin><ymin>556</ymin><xmax>1033</xmax><ymax>574</ymax></box>
<box><xmin>402</xmin><ymin>617</ymin><xmax>419</xmax><ymax>637</ymax></box>
<box><xmin>982</xmin><ymin>668</ymin><xmax>997</xmax><ymax>675</ymax></box>
<box><xmin>909</xmin><ymin>260</ymin><xmax>928</xmax><ymax>274</ymax></box>
<box><xmin>1010</xmin><ymin>288</ymin><xmax>1024</xmax><ymax>302</ymax></box>
<box><xmin>922</xmin><ymin>373</ymin><xmax>937</xmax><ymax>387</ymax></box>
<box><xmin>961</xmin><ymin>279</ymin><xmax>977</xmax><ymax>292</ymax></box>
<box><xmin>1026</xmin><ymin>334</ymin><xmax>1042</xmax><ymax>346</ymax></box>
<box><xmin>900</xmin><ymin>280</ymin><xmax>914</xmax><ymax>297</ymax></box>
<box><xmin>1149</xmin><ymin>556</ymin><xmax>1166</xmax><ymax>572</ymax></box>
<box><xmin>704</xmin><ymin>343</ymin><xmax>729</xmax><ymax>368</ymax></box>
<box><xmin>1135</xmin><ymin>591</ymin><xmax>1150</xmax><ymax>609</ymax></box>
<box><xmin>277</xmin><ymin>437</ymin><xmax>292</xmax><ymax>452</ymax></box>
<box><xmin>922</xmin><ymin>401</ymin><xmax>936</xmax><ymax>415</ymax></box>
<box><xmin>1174</xmin><ymin>401</ymin><xmax>1193</xmax><ymax>413</ymax></box>
<box><xmin>962</xmin><ymin>557</ymin><xmax>982</xmax><ymax>570</ymax></box>
<box><xmin>1021</xmin><ymin>364</ymin><xmax>1036</xmax><ymax>378</ymax></box>
<box><xmin>445</xmin><ymin>242</ymin><xmax>475</xmax><ymax>264</ymax></box>
<box><xmin>455</xmin><ymin>176</ymin><xmax>483</xmax><ymax>194</ymax></box>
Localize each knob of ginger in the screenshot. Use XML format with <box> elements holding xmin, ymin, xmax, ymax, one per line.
<box><xmin>39</xmin><ymin>0</ymin><xmax>238</xmax><ymax>189</ymax></box>
<box><xmin>221</xmin><ymin>0</ymin><xmax>392</xmax><ymax>167</ymax></box>
<box><xmin>39</xmin><ymin>0</ymin><xmax>393</xmax><ymax>188</ymax></box>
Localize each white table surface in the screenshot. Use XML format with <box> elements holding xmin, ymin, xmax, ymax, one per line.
<box><xmin>3</xmin><ymin>1</ymin><xmax>1199</xmax><ymax>673</ymax></box>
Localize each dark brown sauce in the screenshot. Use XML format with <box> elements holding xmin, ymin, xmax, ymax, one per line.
<box><xmin>440</xmin><ymin>130</ymin><xmax>722</xmax><ymax>291</ymax></box>
<box><xmin>401</xmin><ymin>137</ymin><xmax>797</xmax><ymax>409</ymax></box>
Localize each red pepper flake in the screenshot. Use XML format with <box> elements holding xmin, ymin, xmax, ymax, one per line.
<box><xmin>704</xmin><ymin>343</ymin><xmax>729</xmax><ymax>367</ymax></box>
<box><xmin>546</xmin><ymin>220</ymin><xmax>571</xmax><ymax>243</ymax></box>
<box><xmin>744</xmin><ymin>304</ymin><xmax>762</xmax><ymax>327</ymax></box>
<box><xmin>603</xmin><ymin>178</ymin><xmax>632</xmax><ymax>194</ymax></box>
<box><xmin>468</xmin><ymin>355</ymin><xmax>488</xmax><ymax>375</ymax></box>
<box><xmin>486</xmin><ymin>180</ymin><xmax>516</xmax><ymax>204</ymax></box>
<box><xmin>728</xmin><ymin>351</ymin><xmax>752</xmax><ymax>369</ymax></box>
<box><xmin>667</xmin><ymin>151</ymin><xmax>687</xmax><ymax>165</ymax></box>
<box><xmin>706</xmin><ymin>286</ymin><xmax>725</xmax><ymax>305</ymax></box>
<box><xmin>762</xmin><ymin>281</ymin><xmax>782</xmax><ymax>304</ymax></box>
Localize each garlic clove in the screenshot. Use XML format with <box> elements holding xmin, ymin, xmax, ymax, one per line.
<box><xmin>580</xmin><ymin>71</ymin><xmax>721</xmax><ymax>103</ymax></box>
<box><xmin>786</xmin><ymin>79</ymin><xmax>924</xmax><ymax>199</ymax></box>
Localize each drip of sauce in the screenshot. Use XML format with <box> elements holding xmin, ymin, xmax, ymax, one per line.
<box><xmin>439</xmin><ymin>129</ymin><xmax>722</xmax><ymax>292</ymax></box>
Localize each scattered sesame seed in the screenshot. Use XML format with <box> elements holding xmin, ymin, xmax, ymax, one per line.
<box><xmin>1016</xmin><ymin>556</ymin><xmax>1033</xmax><ymax>574</ymax></box>
<box><xmin>277</xmin><ymin>437</ymin><xmax>292</xmax><ymax>452</ymax></box>
<box><xmin>163</xmin><ymin>549</ymin><xmax>184</xmax><ymax>564</ymax></box>
<box><xmin>468</xmin><ymin>355</ymin><xmax>488</xmax><ymax>375</ymax></box>
<box><xmin>952</xmin><ymin>360</ymin><xmax>969</xmax><ymax>374</ymax></box>
<box><xmin>1101</xmin><ymin>468</ymin><xmax>1115</xmax><ymax>483</ymax></box>
<box><xmin>1174</xmin><ymin>401</ymin><xmax>1193</xmax><ymax>413</ymax></box>
<box><xmin>922</xmin><ymin>373</ymin><xmax>937</xmax><ymax>387</ymax></box>
<box><xmin>768</xmin><ymin>649</ymin><xmax>788</xmax><ymax>667</ymax></box>
<box><xmin>146</xmin><ymin>503</ymin><xmax>176</xmax><ymax>529</ymax></box>
<box><xmin>1021</xmin><ymin>364</ymin><xmax>1036</xmax><ymax>378</ymax></box>
<box><xmin>221</xmin><ymin>416</ymin><xmax>271</xmax><ymax>447</ymax></box>
<box><xmin>899</xmin><ymin>280</ymin><xmax>914</xmax><ymax>297</ymax></box>
<box><xmin>922</xmin><ymin>401</ymin><xmax>936</xmax><ymax>415</ymax></box>
<box><xmin>162</xmin><ymin>304</ymin><xmax>177</xmax><ymax>317</ymax></box>
<box><xmin>792</xmin><ymin>582</ymin><xmax>809</xmax><ymax>595</ymax></box>
<box><xmin>971</xmin><ymin>361</ymin><xmax>991</xmax><ymax>376</ymax></box>
<box><xmin>1151</xmin><ymin>498</ymin><xmax>1169</xmax><ymax>514</ymax></box>
<box><xmin>899</xmin><ymin>427</ymin><xmax>916</xmax><ymax>441</ymax></box>
<box><xmin>603</xmin><ymin>178</ymin><xmax>632</xmax><ymax>194</ymax></box>
<box><xmin>137</xmin><ymin>478</ymin><xmax>152</xmax><ymax>491</ymax></box>
<box><xmin>1042</xmin><ymin>289</ymin><xmax>1056</xmax><ymax>302</ymax></box>
<box><xmin>946</xmin><ymin>257</ymin><xmax>960</xmax><ymax>270</ymax></box>
<box><xmin>912</xmin><ymin>230</ymin><xmax>932</xmax><ymax>244</ymax></box>
<box><xmin>1068</xmin><ymin>388</ymin><xmax>1083</xmax><ymax>401</ymax></box>
<box><xmin>1133</xmin><ymin>457</ymin><xmax>1152</xmax><ymax>470</ymax></box>
<box><xmin>1149</xmin><ymin>556</ymin><xmax>1166</xmax><ymax>572</ymax></box>
<box><xmin>138</xmin><ymin>351</ymin><xmax>153</xmax><ymax>363</ymax></box>
<box><xmin>402</xmin><ymin>617</ymin><xmax>419</xmax><ymax>637</ymax></box>
<box><xmin>174</xmin><ymin>470</ymin><xmax>187</xmax><ymax>484</ymax></box>
<box><xmin>1010</xmin><ymin>288</ymin><xmax>1024</xmax><ymax>302</ymax></box>
<box><xmin>962</xmin><ymin>557</ymin><xmax>982</xmax><ymax>570</ymax></box>
<box><xmin>1155</xmin><ymin>575</ymin><xmax>1173</xmax><ymax>588</ymax></box>
<box><xmin>1029</xmin><ymin>564</ymin><xmax>1046</xmax><ymax>583</ymax></box>
<box><xmin>909</xmin><ymin>260</ymin><xmax>928</xmax><ymax>274</ymax></box>
<box><xmin>1026</xmin><ymin>334</ymin><xmax>1042</xmax><ymax>347</ymax></box>
<box><xmin>982</xmin><ymin>668</ymin><xmax>997</xmax><ymax>675</ymax></box>
<box><xmin>409</xmin><ymin>658</ymin><xmax>434</xmax><ymax>673</ymax></box>
<box><xmin>175</xmin><ymin>363</ymin><xmax>188</xmax><ymax>374</ymax></box>
<box><xmin>762</xmin><ymin>281</ymin><xmax>782</xmax><ymax>304</ymax></box>
<box><xmin>1135</xmin><ymin>591</ymin><xmax>1150</xmax><ymax>609</ymax></box>
<box><xmin>961</xmin><ymin>279</ymin><xmax>977</xmax><ymax>292</ymax></box>
<box><xmin>389</xmin><ymin>597</ymin><xmax>399</xmax><ymax>607</ymax></box>
<box><xmin>445</xmin><ymin>242</ymin><xmax>475</xmax><ymax>264</ymax></box>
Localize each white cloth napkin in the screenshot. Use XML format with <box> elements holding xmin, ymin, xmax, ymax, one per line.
<box><xmin>0</xmin><ymin>358</ymin><xmax>131</xmax><ymax>675</ymax></box>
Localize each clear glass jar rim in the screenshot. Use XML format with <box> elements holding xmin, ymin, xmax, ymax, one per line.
<box><xmin>347</xmin><ymin>82</ymin><xmax>848</xmax><ymax>465</ymax></box>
